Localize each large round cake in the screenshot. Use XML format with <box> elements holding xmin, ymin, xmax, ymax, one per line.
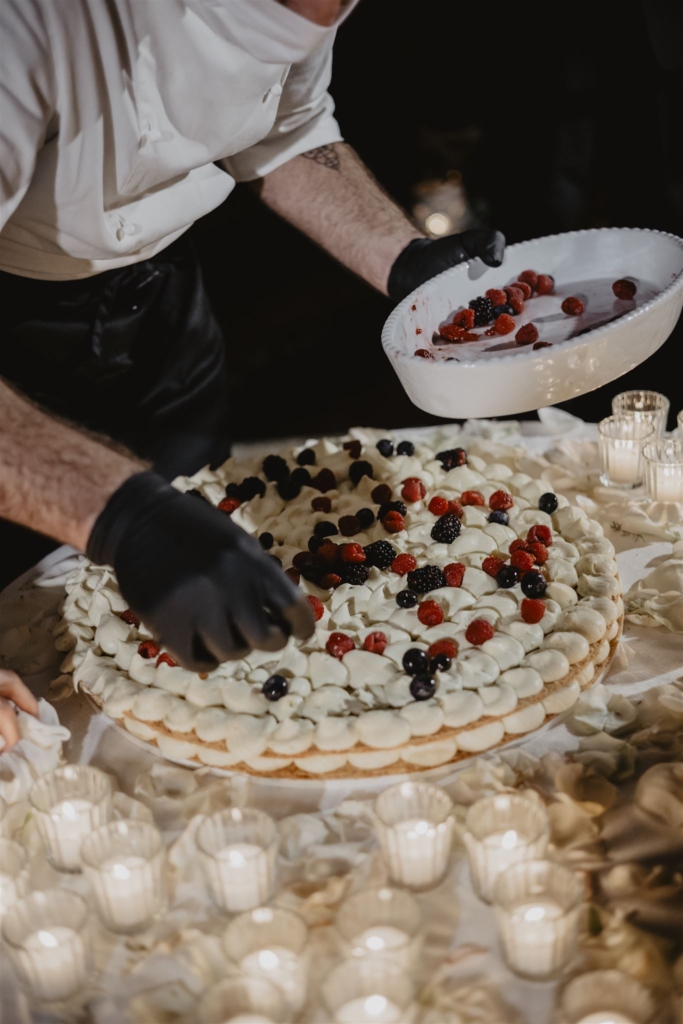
<box><xmin>55</xmin><ymin>429</ymin><xmax>623</xmax><ymax>778</ymax></box>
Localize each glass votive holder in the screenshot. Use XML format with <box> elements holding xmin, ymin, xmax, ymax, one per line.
<box><xmin>81</xmin><ymin>818</ymin><xmax>167</xmax><ymax>934</ymax></box>
<box><xmin>223</xmin><ymin>906</ymin><xmax>309</xmax><ymax>1018</ymax></box>
<box><xmin>1</xmin><ymin>889</ymin><xmax>91</xmax><ymax>1005</ymax></box>
<box><xmin>559</xmin><ymin>969</ymin><xmax>656</xmax><ymax>1024</ymax></box>
<box><xmin>612</xmin><ymin>390</ymin><xmax>670</xmax><ymax>437</ymax></box>
<box><xmin>335</xmin><ymin>886</ymin><xmax>422</xmax><ymax>974</ymax></box>
<box><xmin>322</xmin><ymin>958</ymin><xmax>416</xmax><ymax>1024</ymax></box>
<box><xmin>30</xmin><ymin>765</ymin><xmax>113</xmax><ymax>872</ymax></box>
<box><xmin>0</xmin><ymin>837</ymin><xmax>30</xmax><ymax>920</ymax></box>
<box><xmin>462</xmin><ymin>793</ymin><xmax>550</xmax><ymax>903</ymax></box>
<box><xmin>198</xmin><ymin>975</ymin><xmax>287</xmax><ymax>1024</ymax></box>
<box><xmin>492</xmin><ymin>859</ymin><xmax>584</xmax><ymax>981</ymax></box>
<box><xmin>598</xmin><ymin>415</ymin><xmax>654</xmax><ymax>489</ymax></box>
<box><xmin>197</xmin><ymin>807</ymin><xmax>278</xmax><ymax>913</ymax></box>
<box><xmin>373</xmin><ymin>781</ymin><xmax>454</xmax><ymax>891</ymax></box>
<box><xmin>0</xmin><ymin>795</ymin><xmax>8</xmax><ymax>837</ymax></box>
<box><xmin>643</xmin><ymin>439</ymin><xmax>683</xmax><ymax>503</ymax></box>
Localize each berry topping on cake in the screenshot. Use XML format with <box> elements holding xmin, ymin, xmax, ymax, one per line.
<box><xmin>436</xmin><ymin>448</ymin><xmax>468</xmax><ymax>469</ymax></box>
<box><xmin>371</xmin><ymin>484</ymin><xmax>393</xmax><ymax>505</ymax></box>
<box><xmin>521</xmin><ymin>572</ymin><xmax>548</xmax><ymax>598</ymax></box>
<box><xmin>407</xmin><ymin>565</ymin><xmax>447</xmax><ymax>593</ymax></box>
<box><xmin>538</xmin><ymin>493</ymin><xmax>559</xmax><ymax>514</ymax></box>
<box><xmin>263</xmin><ymin>454</ymin><xmax>289</xmax><ymax>482</ymax></box>
<box><xmin>307</xmin><ymin>596</ymin><xmax>325</xmax><ymax>621</ymax></box>
<box><xmin>521</xmin><ymin>598</ymin><xmax>546</xmax><ymax>624</ymax></box>
<box><xmin>297</xmin><ymin>448</ymin><xmax>316</xmax><ymax>466</ymax></box>
<box><xmin>320</xmin><ymin>572</ymin><xmax>343</xmax><ymax>589</ymax></box>
<box><xmin>340</xmin><ymin>543</ymin><xmax>366</xmax><ymax>563</ymax></box>
<box><xmin>448</xmin><ymin>499</ymin><xmax>464</xmax><ymax>517</ymax></box>
<box><xmin>379</xmin><ymin>500</ymin><xmax>407</xmax><ymax>520</ymax></box>
<box><xmin>343</xmin><ymin>564</ymin><xmax>370</xmax><ymax>585</ymax></box>
<box><xmin>518</xmin><ymin>269</ymin><xmax>539</xmax><ymax>288</ymax></box>
<box><xmin>278</xmin><ymin>478</ymin><xmax>302</xmax><ymax>501</ymax></box>
<box><xmin>489</xmin><ymin>490</ymin><xmax>514</xmax><ymax>511</ymax></box>
<box><xmin>401</xmin><ymin>477</ymin><xmax>427</xmax><ymax>502</ymax></box>
<box><xmin>417</xmin><ymin>600</ymin><xmax>444</xmax><ymax>626</ymax></box>
<box><xmin>515</xmin><ymin>323</ymin><xmax>539</xmax><ymax>345</ymax></box>
<box><xmin>349</xmin><ymin>460</ymin><xmax>373</xmax><ymax>485</ymax></box>
<box><xmin>528</xmin><ymin>541</ymin><xmax>549</xmax><ymax>565</ymax></box>
<box><xmin>356</xmin><ymin>508</ymin><xmax>375</xmax><ymax>529</ymax></box>
<box><xmin>493</xmin><ymin>313</ymin><xmax>516</xmax><ymax>335</ymax></box>
<box><xmin>469</xmin><ymin>296</ymin><xmax>494</xmax><ymax>326</ymax></box>
<box><xmin>392</xmin><ymin>553</ymin><xmax>418</xmax><ymax>575</ymax></box>
<box><xmin>376</xmin><ymin>439</ymin><xmax>394</xmax><ymax>457</ymax></box>
<box><xmin>428</xmin><ymin>495</ymin><xmax>450</xmax><ymax>516</ymax></box>
<box><xmin>465</xmin><ymin>619</ymin><xmax>495</xmax><ymax>645</ymax></box>
<box><xmin>121</xmin><ymin>609</ymin><xmax>140</xmax><ymax>627</ymax></box>
<box><xmin>527</xmin><ymin>524</ymin><xmax>553</xmax><ymax>546</ymax></box>
<box><xmin>444</xmin><ymin>562</ymin><xmax>466</xmax><ymax>587</ymax></box>
<box><xmin>138</xmin><ymin>640</ymin><xmax>161</xmax><ymax>659</ymax></box>
<box><xmin>344</xmin><ymin>440</ymin><xmax>362</xmax><ymax>459</ymax></box>
<box><xmin>338</xmin><ymin>515</ymin><xmax>361</xmax><ymax>537</ymax></box>
<box><xmin>536</xmin><ymin>274</ymin><xmax>555</xmax><ymax>295</ymax></box>
<box><xmin>402</xmin><ymin>648</ymin><xmax>429</xmax><ymax>675</ymax></box>
<box><xmin>363</xmin><ymin>631</ymin><xmax>388</xmax><ymax>654</ymax></box>
<box><xmin>510</xmin><ymin>549</ymin><xmax>536</xmax><ymax>572</ymax></box>
<box><xmin>326</xmin><ymin>632</ymin><xmax>355</xmax><ymax>659</ymax></box>
<box><xmin>311</xmin><ymin>496</ymin><xmax>332</xmax><ymax>513</ymax></box>
<box><xmin>561</xmin><ymin>296</ymin><xmax>584</xmax><ymax>315</ymax></box>
<box><xmin>156</xmin><ymin>653</ymin><xmax>178</xmax><ymax>668</ymax></box>
<box><xmin>497</xmin><ymin>565</ymin><xmax>520</xmax><ymax>588</ymax></box>
<box><xmin>382</xmin><ymin>512</ymin><xmax>406</xmax><ymax>534</ymax></box>
<box><xmin>430</xmin><ymin>512</ymin><xmax>461</xmax><ymax>543</ymax></box>
<box><xmin>410</xmin><ymin>674</ymin><xmax>436</xmax><ymax>701</ymax></box>
<box><xmin>364</xmin><ymin>540</ymin><xmax>397</xmax><ymax>569</ymax></box>
<box><xmin>482</xmin><ymin>556</ymin><xmax>506</xmax><ymax>578</ymax></box>
<box><xmin>218</xmin><ymin>497</ymin><xmax>241</xmax><ymax>514</ymax></box>
<box><xmin>461</xmin><ymin>490</ymin><xmax>485</xmax><ymax>506</ymax></box>
<box><xmin>263</xmin><ymin>674</ymin><xmax>289</xmax><ymax>701</ymax></box>
<box><xmin>396</xmin><ymin>589</ymin><xmax>418</xmax><ymax>608</ymax></box>
<box><xmin>290</xmin><ymin>468</ymin><xmax>312</xmax><ymax>488</ymax></box>
<box><xmin>314</xmin><ymin>521</ymin><xmax>339</xmax><ymax>538</ymax></box>
<box><xmin>612</xmin><ymin>279</ymin><xmax>636</xmax><ymax>300</ymax></box>
<box><xmin>396</xmin><ymin>440</ymin><xmax>415</xmax><ymax>456</ymax></box>
<box><xmin>488</xmin><ymin>510</ymin><xmax>509</xmax><ymax>526</ymax></box>
<box><xmin>312</xmin><ymin>468</ymin><xmax>336</xmax><ymax>492</ymax></box>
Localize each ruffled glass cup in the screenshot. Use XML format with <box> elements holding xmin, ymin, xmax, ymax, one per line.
<box><xmin>558</xmin><ymin>969</ymin><xmax>656</xmax><ymax>1024</ymax></box>
<box><xmin>30</xmin><ymin>765</ymin><xmax>113</xmax><ymax>872</ymax></box>
<box><xmin>462</xmin><ymin>793</ymin><xmax>550</xmax><ymax>902</ymax></box>
<box><xmin>197</xmin><ymin>807</ymin><xmax>278</xmax><ymax>913</ymax></box>
<box><xmin>598</xmin><ymin>415</ymin><xmax>654</xmax><ymax>489</ymax></box>
<box><xmin>374</xmin><ymin>781</ymin><xmax>454</xmax><ymax>890</ymax></box>
<box><xmin>322</xmin><ymin>958</ymin><xmax>416</xmax><ymax>1024</ymax></box>
<box><xmin>643</xmin><ymin>438</ymin><xmax>683</xmax><ymax>503</ymax></box>
<box><xmin>0</xmin><ymin>837</ymin><xmax>30</xmax><ymax>921</ymax></box>
<box><xmin>198</xmin><ymin>976</ymin><xmax>287</xmax><ymax>1024</ymax></box>
<box><xmin>335</xmin><ymin>885</ymin><xmax>422</xmax><ymax>973</ymax></box>
<box><xmin>223</xmin><ymin>906</ymin><xmax>309</xmax><ymax>1017</ymax></box>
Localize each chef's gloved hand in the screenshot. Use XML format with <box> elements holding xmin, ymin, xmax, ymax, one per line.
<box><xmin>87</xmin><ymin>472</ymin><xmax>315</xmax><ymax>672</ymax></box>
<box><xmin>387</xmin><ymin>230</ymin><xmax>506</xmax><ymax>302</ymax></box>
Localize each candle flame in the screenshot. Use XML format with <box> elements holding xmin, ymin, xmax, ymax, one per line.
<box><xmin>501</xmin><ymin>830</ymin><xmax>518</xmax><ymax>850</ymax></box>
<box><xmin>37</xmin><ymin>930</ymin><xmax>58</xmax><ymax>948</ymax></box>
<box><xmin>227</xmin><ymin>849</ymin><xmax>246</xmax><ymax>867</ymax></box>
<box><xmin>258</xmin><ymin>949</ymin><xmax>280</xmax><ymax>970</ymax></box>
<box><xmin>364</xmin><ymin>995</ymin><xmax>388</xmax><ymax>1018</ymax></box>
<box><xmin>365</xmin><ymin>934</ymin><xmax>386</xmax><ymax>951</ymax></box>
<box><xmin>60</xmin><ymin>801</ymin><xmax>77</xmax><ymax>821</ymax></box>
<box><xmin>524</xmin><ymin>906</ymin><xmax>546</xmax><ymax>922</ymax></box>
<box><xmin>111</xmin><ymin>863</ymin><xmax>131</xmax><ymax>881</ymax></box>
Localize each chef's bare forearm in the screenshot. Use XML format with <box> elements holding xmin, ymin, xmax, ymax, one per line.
<box><xmin>0</xmin><ymin>379</ymin><xmax>143</xmax><ymax>551</ymax></box>
<box><xmin>257</xmin><ymin>142</ymin><xmax>424</xmax><ymax>294</ymax></box>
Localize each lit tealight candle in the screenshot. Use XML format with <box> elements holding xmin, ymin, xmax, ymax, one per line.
<box><xmin>322</xmin><ymin>959</ymin><xmax>415</xmax><ymax>1024</ymax></box>
<box><xmin>336</xmin><ymin>886</ymin><xmax>422</xmax><ymax>974</ymax></box>
<box><xmin>223</xmin><ymin>908</ymin><xmax>309</xmax><ymax>1018</ymax></box>
<box><xmin>598</xmin><ymin>415</ymin><xmax>654</xmax><ymax>489</ymax></box>
<box><xmin>30</xmin><ymin>766</ymin><xmax>112</xmax><ymax>872</ymax></box>
<box><xmin>374</xmin><ymin>782</ymin><xmax>454</xmax><ymax>890</ymax></box>
<box><xmin>560</xmin><ymin>969</ymin><xmax>655</xmax><ymax>1024</ymax></box>
<box><xmin>0</xmin><ymin>838</ymin><xmax>29</xmax><ymax>920</ymax></box>
<box><xmin>239</xmin><ymin>947</ymin><xmax>306</xmax><ymax>1016</ymax></box>
<box><xmin>463</xmin><ymin>794</ymin><xmax>550</xmax><ymax>902</ymax></box>
<box><xmin>356</xmin><ymin>926</ymin><xmax>408</xmax><ymax>954</ymax></box>
<box><xmin>198</xmin><ymin>975</ymin><xmax>285</xmax><ymax>1024</ymax></box>
<box><xmin>643</xmin><ymin>439</ymin><xmax>683</xmax><ymax>503</ymax></box>
<box><xmin>577</xmin><ymin>1014</ymin><xmax>635</xmax><ymax>1024</ymax></box>
<box><xmin>197</xmin><ymin>809</ymin><xmax>278</xmax><ymax>914</ymax></box>
<box><xmin>335</xmin><ymin>994</ymin><xmax>403</xmax><ymax>1024</ymax></box>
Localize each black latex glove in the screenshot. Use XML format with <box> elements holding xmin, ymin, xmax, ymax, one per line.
<box><xmin>87</xmin><ymin>472</ymin><xmax>315</xmax><ymax>672</ymax></box>
<box><xmin>387</xmin><ymin>230</ymin><xmax>506</xmax><ymax>302</ymax></box>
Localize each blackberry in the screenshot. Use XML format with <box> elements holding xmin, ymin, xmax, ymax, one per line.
<box><xmin>407</xmin><ymin>565</ymin><xmax>447</xmax><ymax>593</ymax></box>
<box><xmin>300</xmin><ymin>561</ymin><xmax>322</xmax><ymax>584</ymax></box>
<box><xmin>430</xmin><ymin>653</ymin><xmax>452</xmax><ymax>673</ymax></box>
<box><xmin>538</xmin><ymin>493</ymin><xmax>559</xmax><ymax>514</ymax></box>
<box><xmin>238</xmin><ymin>476</ymin><xmax>267</xmax><ymax>501</ymax></box>
<box><xmin>378</xmin><ymin>500</ymin><xmax>407</xmax><ymax>520</ymax></box>
<box><xmin>259</xmin><ymin>532</ymin><xmax>274</xmax><ymax>550</ymax></box>
<box><xmin>521</xmin><ymin>572</ymin><xmax>547</xmax><ymax>599</ymax></box>
<box><xmin>225</xmin><ymin>482</ymin><xmax>241</xmax><ymax>498</ymax></box>
<box><xmin>343</xmin><ymin>563</ymin><xmax>370</xmax><ymax>586</ymax></box>
<box><xmin>290</xmin><ymin>467</ymin><xmax>312</xmax><ymax>487</ymax></box>
<box><xmin>468</xmin><ymin>296</ymin><xmax>494</xmax><ymax>326</ymax></box>
<box><xmin>363</xmin><ymin>540</ymin><xmax>396</xmax><ymax>569</ymax></box>
<box><xmin>277</xmin><ymin>478</ymin><xmax>301</xmax><ymax>501</ymax></box>
<box><xmin>356</xmin><ymin>507</ymin><xmax>375</xmax><ymax>529</ymax></box>
<box><xmin>263</xmin><ymin>454</ymin><xmax>290</xmax><ymax>482</ymax></box>
<box><xmin>492</xmin><ymin>303</ymin><xmax>515</xmax><ymax>318</ymax></box>
<box><xmin>435</xmin><ymin>448</ymin><xmax>468</xmax><ymax>470</ymax></box>
<box><xmin>396</xmin><ymin>589</ymin><xmax>418</xmax><ymax>608</ymax></box>
<box><xmin>263</xmin><ymin>674</ymin><xmax>289</xmax><ymax>701</ymax></box>
<box><xmin>376</xmin><ymin>439</ymin><xmax>394</xmax><ymax>457</ymax></box>
<box><xmin>187</xmin><ymin>488</ymin><xmax>209</xmax><ymax>502</ymax></box>
<box><xmin>497</xmin><ymin>565</ymin><xmax>520</xmax><ymax>589</ymax></box>
<box><xmin>430</xmin><ymin>513</ymin><xmax>461</xmax><ymax>544</ymax></box>
<box><xmin>396</xmin><ymin>441</ymin><xmax>415</xmax><ymax>456</ymax></box>
<box><xmin>314</xmin><ymin>520</ymin><xmax>339</xmax><ymax>538</ymax></box>
<box><xmin>488</xmin><ymin>510</ymin><xmax>509</xmax><ymax>526</ymax></box>
<box><xmin>349</xmin><ymin>460</ymin><xmax>374</xmax><ymax>486</ymax></box>
<box><xmin>297</xmin><ymin>448</ymin><xmax>316</xmax><ymax>466</ymax></box>
<box><xmin>402</xmin><ymin>648</ymin><xmax>429</xmax><ymax>675</ymax></box>
<box><xmin>410</xmin><ymin>674</ymin><xmax>436</xmax><ymax>701</ymax></box>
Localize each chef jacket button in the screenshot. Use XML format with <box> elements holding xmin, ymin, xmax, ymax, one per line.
<box><xmin>267</xmin><ymin>83</ymin><xmax>283</xmax><ymax>99</ymax></box>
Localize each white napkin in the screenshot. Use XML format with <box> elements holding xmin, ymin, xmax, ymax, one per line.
<box><xmin>0</xmin><ymin>698</ymin><xmax>70</xmax><ymax>803</ymax></box>
<box><xmin>624</xmin><ymin>558</ymin><xmax>683</xmax><ymax>631</ymax></box>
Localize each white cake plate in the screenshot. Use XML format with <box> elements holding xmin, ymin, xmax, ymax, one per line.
<box><xmin>382</xmin><ymin>227</ymin><xmax>683</xmax><ymax>418</ymax></box>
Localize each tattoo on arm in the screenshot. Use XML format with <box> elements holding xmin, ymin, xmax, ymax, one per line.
<box><xmin>300</xmin><ymin>144</ymin><xmax>341</xmax><ymax>172</ymax></box>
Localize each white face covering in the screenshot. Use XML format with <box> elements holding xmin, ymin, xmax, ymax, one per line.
<box><xmin>203</xmin><ymin>0</ymin><xmax>360</xmax><ymax>65</ymax></box>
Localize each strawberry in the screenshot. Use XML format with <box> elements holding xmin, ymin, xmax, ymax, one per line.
<box><xmin>518</xmin><ymin>270</ymin><xmax>539</xmax><ymax>288</ymax></box>
<box><xmin>536</xmin><ymin>274</ymin><xmax>555</xmax><ymax>295</ymax></box>
<box><xmin>452</xmin><ymin>308</ymin><xmax>476</xmax><ymax>329</ymax></box>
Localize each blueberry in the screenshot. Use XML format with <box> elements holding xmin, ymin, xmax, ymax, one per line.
<box><xmin>314</xmin><ymin>520</ymin><xmax>339</xmax><ymax>538</ymax></box>
<box><xmin>521</xmin><ymin>572</ymin><xmax>548</xmax><ymax>598</ymax></box>
<box><xmin>297</xmin><ymin>448</ymin><xmax>316</xmax><ymax>466</ymax></box>
<box><xmin>402</xmin><ymin>648</ymin><xmax>429</xmax><ymax>676</ymax></box>
<box><xmin>277</xmin><ymin>478</ymin><xmax>301</xmax><ymax>501</ymax></box>
<box><xmin>259</xmin><ymin>532</ymin><xmax>274</xmax><ymax>550</ymax></box>
<box><xmin>263</xmin><ymin>674</ymin><xmax>289</xmax><ymax>701</ymax></box>
<box><xmin>488</xmin><ymin>510</ymin><xmax>509</xmax><ymax>526</ymax></box>
<box><xmin>356</xmin><ymin>507</ymin><xmax>375</xmax><ymax>529</ymax></box>
<box><xmin>538</xmin><ymin>493</ymin><xmax>558</xmax><ymax>514</ymax></box>
<box><xmin>396</xmin><ymin>590</ymin><xmax>418</xmax><ymax>609</ymax></box>
<box><xmin>492</xmin><ymin>303</ymin><xmax>515</xmax><ymax>317</ymax></box>
<box><xmin>497</xmin><ymin>565</ymin><xmax>520</xmax><ymax>589</ymax></box>
<box><xmin>349</xmin><ymin>460</ymin><xmax>374</xmax><ymax>486</ymax></box>
<box><xmin>376</xmin><ymin>439</ymin><xmax>394</xmax><ymax>457</ymax></box>
<box><xmin>396</xmin><ymin>441</ymin><xmax>415</xmax><ymax>456</ymax></box>
<box><xmin>410</xmin><ymin>674</ymin><xmax>436</xmax><ymax>701</ymax></box>
<box><xmin>308</xmin><ymin>535</ymin><xmax>326</xmax><ymax>553</ymax></box>
<box><xmin>429</xmin><ymin>653</ymin><xmax>452</xmax><ymax>674</ymax></box>
<box><xmin>290</xmin><ymin>467</ymin><xmax>312</xmax><ymax>487</ymax></box>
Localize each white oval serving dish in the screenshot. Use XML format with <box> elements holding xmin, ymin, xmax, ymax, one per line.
<box><xmin>382</xmin><ymin>228</ymin><xmax>683</xmax><ymax>418</ymax></box>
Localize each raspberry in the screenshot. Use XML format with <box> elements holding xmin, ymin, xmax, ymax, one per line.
<box><xmin>156</xmin><ymin>653</ymin><xmax>178</xmax><ymax>668</ymax></box>
<box><xmin>343</xmin><ymin>563</ymin><xmax>370</xmax><ymax>585</ymax></box>
<box><xmin>320</xmin><ymin>572</ymin><xmax>343</xmax><ymax>589</ymax></box>
<box><xmin>121</xmin><ymin>609</ymin><xmax>140</xmax><ymax>627</ymax></box>
<box><xmin>218</xmin><ymin>497</ymin><xmax>241</xmax><ymax>514</ymax></box>
<box><xmin>561</xmin><ymin>296</ymin><xmax>584</xmax><ymax>315</ymax></box>
<box><xmin>138</xmin><ymin>640</ymin><xmax>161</xmax><ymax>660</ymax></box>
<box><xmin>364</xmin><ymin>631</ymin><xmax>388</xmax><ymax>654</ymax></box>
<box><xmin>465</xmin><ymin>619</ymin><xmax>495</xmax><ymax>646</ymax></box>
<box><xmin>312</xmin><ymin>496</ymin><xmax>332</xmax><ymax>513</ymax></box>
<box><xmin>493</xmin><ymin>313</ymin><xmax>516</xmax><ymax>335</ymax></box>
<box><xmin>527</xmin><ymin>524</ymin><xmax>552</xmax><ymax>546</ymax></box>
<box><xmin>536</xmin><ymin>274</ymin><xmax>555</xmax><ymax>295</ymax></box>
<box><xmin>513</xmin><ymin>281</ymin><xmax>532</xmax><ymax>299</ymax></box>
<box><xmin>528</xmin><ymin>541</ymin><xmax>549</xmax><ymax>565</ymax></box>
<box><xmin>431</xmin><ymin>512</ymin><xmax>461</xmax><ymax>543</ymax></box>
<box><xmin>461</xmin><ymin>490</ymin><xmax>485</xmax><ymax>506</ymax></box>
<box><xmin>508</xmin><ymin>294</ymin><xmax>525</xmax><ymax>315</ymax></box>
<box><xmin>401</xmin><ymin>477</ymin><xmax>426</xmax><ymax>502</ymax></box>
<box><xmin>285</xmin><ymin>567</ymin><xmax>301</xmax><ymax>584</ymax></box>
<box><xmin>486</xmin><ymin>288</ymin><xmax>508</xmax><ymax>306</ymax></box>
<box><xmin>510</xmin><ymin>549</ymin><xmax>536</xmax><ymax>572</ymax></box>
<box><xmin>439</xmin><ymin>324</ymin><xmax>478</xmax><ymax>343</ymax></box>
<box><xmin>533</xmin><ymin>341</ymin><xmax>552</xmax><ymax>349</ymax></box>
<box><xmin>326</xmin><ymin>632</ymin><xmax>355</xmax><ymax>659</ymax></box>
<box><xmin>317</xmin><ymin>541</ymin><xmax>340</xmax><ymax>564</ymax></box>
<box><xmin>482</xmin><ymin>556</ymin><xmax>506</xmax><ymax>578</ymax></box>
<box><xmin>415</xmin><ymin>349</ymin><xmax>434</xmax><ymax>359</ymax></box>
<box><xmin>417</xmin><ymin>600</ymin><xmax>444</xmax><ymax>626</ymax></box>
<box><xmin>448</xmin><ymin>499</ymin><xmax>464</xmax><ymax>518</ymax></box>
<box><xmin>453</xmin><ymin>308</ymin><xmax>476</xmax><ymax>328</ymax></box>
<box><xmin>407</xmin><ymin>565</ymin><xmax>447</xmax><ymax>593</ymax></box>
<box><xmin>456</xmin><ymin>332</ymin><xmax>479</xmax><ymax>342</ymax></box>
<box><xmin>612</xmin><ymin>278</ymin><xmax>636</xmax><ymax>300</ymax></box>
<box><xmin>364</xmin><ymin>540</ymin><xmax>397</xmax><ymax>568</ymax></box>
<box><xmin>382</xmin><ymin>511</ymin><xmax>405</xmax><ymax>534</ymax></box>
<box><xmin>509</xmin><ymin>538</ymin><xmax>530</xmax><ymax>553</ymax></box>
<box><xmin>427</xmin><ymin>638</ymin><xmax>459</xmax><ymax>661</ymax></box>
<box><xmin>343</xmin><ymin>440</ymin><xmax>362</xmax><ymax>459</ymax></box>
<box><xmin>444</xmin><ymin>562</ymin><xmax>466</xmax><ymax>587</ymax></box>
<box><xmin>518</xmin><ymin>270</ymin><xmax>539</xmax><ymax>289</ymax></box>
<box><xmin>485</xmin><ymin>327</ymin><xmax>497</xmax><ymax>337</ymax></box>
<box><xmin>489</xmin><ymin>490</ymin><xmax>514</xmax><ymax>511</ymax></box>
<box><xmin>521</xmin><ymin>598</ymin><xmax>546</xmax><ymax>624</ymax></box>
<box><xmin>311</xmin><ymin>468</ymin><xmax>336</xmax><ymax>492</ymax></box>
<box><xmin>515</xmin><ymin>323</ymin><xmax>539</xmax><ymax>345</ymax></box>
<box><xmin>340</xmin><ymin>543</ymin><xmax>366</xmax><ymax>563</ymax></box>
<box><xmin>392</xmin><ymin>553</ymin><xmax>417</xmax><ymax>575</ymax></box>
<box><xmin>436</xmin><ymin>448</ymin><xmax>468</xmax><ymax>470</ymax></box>
<box><xmin>428</xmin><ymin>495</ymin><xmax>450</xmax><ymax>516</ymax></box>
<box><xmin>338</xmin><ymin>515</ymin><xmax>361</xmax><ymax>537</ymax></box>
<box><xmin>307</xmin><ymin>596</ymin><xmax>325</xmax><ymax>621</ymax></box>
<box><xmin>371</xmin><ymin>484</ymin><xmax>392</xmax><ymax>504</ymax></box>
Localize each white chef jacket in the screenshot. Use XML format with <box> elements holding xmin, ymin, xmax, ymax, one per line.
<box><xmin>0</xmin><ymin>0</ymin><xmax>343</xmax><ymax>281</ymax></box>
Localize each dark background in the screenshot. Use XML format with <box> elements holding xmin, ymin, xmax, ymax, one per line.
<box><xmin>2</xmin><ymin>0</ymin><xmax>682</xmax><ymax>588</ymax></box>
